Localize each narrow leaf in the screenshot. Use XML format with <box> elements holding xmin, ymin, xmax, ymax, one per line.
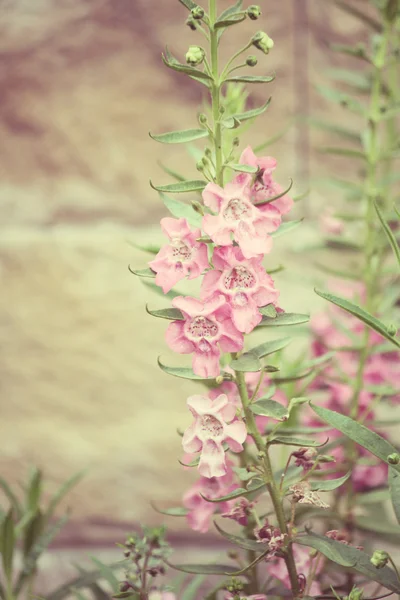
<box><xmin>165</xmin><ymin>561</ymin><xmax>238</xmax><ymax>575</ymax></box>
<box><xmin>158</xmin><ymin>358</ymin><xmax>228</xmax><ymax>382</ymax></box>
<box><xmin>307</xmin><ymin>117</ymin><xmax>360</xmax><ymax>142</ymax></box>
<box><xmin>319</xmin><ymin>147</ymin><xmax>365</xmax><ymax>160</ymax></box>
<box><xmin>0</xmin><ymin>478</ymin><xmax>22</xmax><ymax>518</ymax></box>
<box><xmin>232</xmin><ymin>98</ymin><xmax>272</xmax><ymax>122</ymax></box>
<box><xmin>374</xmin><ymin>201</ymin><xmax>400</xmax><ymax>269</ymax></box>
<box><xmin>128</xmin><ymin>240</ymin><xmax>160</xmax><ymax>255</ymax></box>
<box><xmin>226</xmin><ymin>163</ymin><xmax>259</xmax><ymax>174</ymax></box>
<box><xmin>1</xmin><ymin>510</ymin><xmax>15</xmax><ymax>580</ymax></box>
<box><xmin>230</xmin><ymin>352</ymin><xmax>262</xmax><ymax>372</ymax></box>
<box><xmin>225</xmin><ymin>74</ymin><xmax>275</xmax><ymax>84</ymax></box>
<box><xmin>151</xmin><ymin>503</ymin><xmax>188</xmax><ymax>517</ymax></box>
<box><xmin>177</xmin><ymin>0</ymin><xmax>197</xmax><ymax>10</ymax></box>
<box><xmin>271</xmin><ymin>219</ymin><xmax>303</xmax><ymax>239</ymax></box>
<box><xmin>215</xmin><ymin>14</ymin><xmax>246</xmax><ymax>28</ymax></box>
<box><xmin>259</xmin><ymin>304</ymin><xmax>277</xmax><ymax>318</ymax></box>
<box><xmin>150</xmin><ymin>180</ymin><xmax>206</xmax><ymax>194</ymax></box>
<box><xmin>333</xmin><ymin>0</ymin><xmax>382</xmax><ymax>31</ymax></box>
<box><xmin>162</xmin><ymin>48</ymin><xmax>212</xmax><ymax>81</ymax></box>
<box><xmin>310</xmin><ymin>472</ymin><xmax>351</xmax><ymax>492</ymax></box>
<box><xmin>90</xmin><ymin>557</ymin><xmax>119</xmax><ymax>589</ymax></box>
<box><xmin>297</xmin><ymin>533</ymin><xmax>400</xmax><ymax>593</ymax></box>
<box><xmin>254</xmin><ymin>179</ymin><xmax>293</xmax><ymax>207</ymax></box>
<box><xmin>150</xmin><ymin>129</ymin><xmax>208</xmax><ymax>144</ymax></box>
<box><xmin>128</xmin><ymin>267</ymin><xmax>156</xmax><ymax>278</ymax></box>
<box><xmin>310</xmin><ymin>403</ymin><xmax>400</xmax><ymax>472</ymax></box>
<box><xmin>158</xmin><ymin>161</ymin><xmax>186</xmax><ymax>182</ymax></box>
<box><xmin>315</xmin><ymin>288</ymin><xmax>400</xmax><ymax>348</ymax></box>
<box><xmin>161</xmin><ymin>193</ymin><xmax>202</xmax><ymax>228</ymax></box>
<box><xmin>250</xmin><ymin>399</ymin><xmax>288</xmax><ymax>421</ymax></box>
<box><xmin>389</xmin><ymin>468</ymin><xmax>400</xmax><ymax>525</ymax></box>
<box><xmin>181</xmin><ymin>575</ymin><xmax>205</xmax><ymax>600</ymax></box>
<box><xmin>218</xmin><ymin>0</ymin><xmax>243</xmax><ymax>20</ymax></box>
<box><xmin>251</xmin><ymin>337</ymin><xmax>291</xmax><ymax>359</ymax></box>
<box><xmin>146</xmin><ymin>306</ymin><xmax>184</xmax><ymax>320</ymax></box>
<box><xmin>257</xmin><ymin>312</ymin><xmax>309</xmax><ymax>327</ymax></box>
<box><xmin>201</xmin><ymin>481</ymin><xmax>266</xmax><ymax>503</ymax></box>
<box><xmin>214</xmin><ymin>521</ymin><xmax>264</xmax><ymax>552</ymax></box>
<box><xmin>270</xmin><ymin>436</ymin><xmax>327</xmax><ymax>448</ymax></box>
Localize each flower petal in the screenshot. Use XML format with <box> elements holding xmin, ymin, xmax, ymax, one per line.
<box><xmin>198</xmin><ymin>439</ymin><xmax>227</xmax><ymax>478</ymax></box>
<box><xmin>202</xmin><ymin>182</ymin><xmax>225</xmax><ymax>212</ymax></box>
<box><xmin>165</xmin><ymin>321</ymin><xmax>195</xmax><ymax>354</ymax></box>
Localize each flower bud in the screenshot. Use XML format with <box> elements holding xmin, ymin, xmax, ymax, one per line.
<box><xmin>198</xmin><ymin>113</ymin><xmax>207</xmax><ymax>124</ymax></box>
<box><xmin>233</xmin><ymin>137</ymin><xmax>240</xmax><ymax>147</ymax></box>
<box><xmin>191</xmin><ymin>5</ymin><xmax>205</xmax><ymax>19</ymax></box>
<box><xmin>247</xmin><ymin>4</ymin><xmax>262</xmax><ymax>19</ymax></box>
<box><xmin>348</xmin><ymin>587</ymin><xmax>364</xmax><ymax>600</ymax></box>
<box><xmin>317</xmin><ymin>454</ymin><xmax>336</xmax><ymax>463</ymax></box>
<box><xmin>186</xmin><ymin>45</ymin><xmax>205</xmax><ymax>66</ymax></box>
<box><xmin>186</xmin><ymin>17</ymin><xmax>197</xmax><ymax>30</ymax></box>
<box><xmin>388</xmin><ymin>453</ymin><xmax>400</xmax><ymax>465</ymax></box>
<box><xmin>196</xmin><ymin>160</ymin><xmax>205</xmax><ymax>172</ymax></box>
<box><xmin>252</xmin><ymin>31</ymin><xmax>274</xmax><ymax>54</ymax></box>
<box><xmin>192</xmin><ymin>200</ymin><xmax>204</xmax><ymax>215</ymax></box>
<box><xmin>371</xmin><ymin>550</ymin><xmax>389</xmax><ymax>569</ymax></box>
<box><xmin>246</xmin><ymin>55</ymin><xmax>258</xmax><ymax>67</ymax></box>
<box><xmin>215</xmin><ymin>375</ymin><xmax>224</xmax><ymax>385</ymax></box>
<box><xmin>387</xmin><ymin>323</ymin><xmax>397</xmax><ymax>336</ymax></box>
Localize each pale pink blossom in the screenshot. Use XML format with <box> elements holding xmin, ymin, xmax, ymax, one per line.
<box><xmin>202</xmin><ymin>181</ymin><xmax>281</xmax><ymax>259</ymax></box>
<box><xmin>183</xmin><ymin>465</ymin><xmax>237</xmax><ymax>533</ymax></box>
<box><xmin>201</xmin><ymin>246</ymin><xmax>279</xmax><ymax>333</ymax></box>
<box><xmin>182</xmin><ymin>394</ymin><xmax>247</xmax><ymax>478</ymax></box>
<box><xmin>221</xmin><ymin>498</ymin><xmax>255</xmax><ymax>526</ymax></box>
<box><xmin>319</xmin><ymin>207</ymin><xmax>344</xmax><ymax>235</ymax></box>
<box><xmin>271</xmin><ymin>545</ymin><xmax>322</xmax><ymax>596</ymax></box>
<box><xmin>234</xmin><ymin>146</ymin><xmax>293</xmax><ymax>216</ymax></box>
<box><xmin>166</xmin><ymin>295</ymin><xmax>243</xmax><ymax>378</ymax></box>
<box><xmin>149</xmin><ymin>217</ymin><xmax>209</xmax><ymax>293</ymax></box>
<box><xmin>149</xmin><ymin>593</ymin><xmax>176</xmax><ymax>600</ymax></box>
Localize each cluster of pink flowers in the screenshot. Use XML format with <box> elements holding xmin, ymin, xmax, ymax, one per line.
<box><xmin>150</xmin><ymin>146</ymin><xmax>292</xmax><ymax>380</ymax></box>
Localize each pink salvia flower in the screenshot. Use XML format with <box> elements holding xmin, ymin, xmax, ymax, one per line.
<box><xmin>182</xmin><ymin>394</ymin><xmax>247</xmax><ymax>478</ymax></box>
<box><xmin>235</xmin><ymin>146</ymin><xmax>293</xmax><ymax>216</ymax></box>
<box><xmin>149</xmin><ymin>217</ymin><xmax>209</xmax><ymax>293</ymax></box>
<box><xmin>202</xmin><ymin>181</ymin><xmax>281</xmax><ymax>258</ymax></box>
<box><xmin>201</xmin><ymin>246</ymin><xmax>279</xmax><ymax>333</ymax></box>
<box><xmin>183</xmin><ymin>465</ymin><xmax>237</xmax><ymax>533</ymax></box>
<box><xmin>166</xmin><ymin>295</ymin><xmax>243</xmax><ymax>378</ymax></box>
<box><xmin>221</xmin><ymin>498</ymin><xmax>255</xmax><ymax>526</ymax></box>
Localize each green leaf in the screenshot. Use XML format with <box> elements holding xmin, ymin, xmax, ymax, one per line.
<box><xmin>257</xmin><ymin>312</ymin><xmax>309</xmax><ymax>327</ymax></box>
<box><xmin>158</xmin><ymin>358</ymin><xmax>229</xmax><ymax>382</ymax></box>
<box><xmin>310</xmin><ymin>403</ymin><xmax>400</xmax><ymax>472</ymax></box>
<box><xmin>231</xmin><ymin>98</ymin><xmax>272</xmax><ymax>122</ymax></box>
<box><xmin>141</xmin><ymin>279</ymin><xmax>181</xmax><ymax>301</ymax></box>
<box><xmin>389</xmin><ymin>468</ymin><xmax>400</xmax><ymax>525</ymax></box>
<box><xmin>317</xmin><ymin>85</ymin><xmax>365</xmax><ymax>116</ymax></box>
<box><xmin>90</xmin><ymin>557</ymin><xmax>119</xmax><ymax>589</ymax></box>
<box><xmin>158</xmin><ymin>161</ymin><xmax>186</xmax><ymax>182</ymax></box>
<box><xmin>128</xmin><ymin>240</ymin><xmax>160</xmax><ymax>255</ymax></box>
<box><xmin>215</xmin><ymin>13</ymin><xmax>246</xmax><ymax>28</ymax></box>
<box><xmin>46</xmin><ymin>471</ymin><xmax>85</xmax><ymax>523</ymax></box>
<box><xmin>253</xmin><ymin>120</ymin><xmax>293</xmax><ymax>153</ymax></box>
<box><xmin>318</xmin><ymin>147</ymin><xmax>365</xmax><ymax>160</ymax></box>
<box><xmin>26</xmin><ymin>468</ymin><xmax>42</xmax><ymax>513</ymax></box>
<box><xmin>226</xmin><ymin>163</ymin><xmax>259</xmax><ymax>174</ymax></box>
<box><xmin>177</xmin><ymin>0</ymin><xmax>197</xmax><ymax>10</ymax></box>
<box><xmin>271</xmin><ymin>219</ymin><xmax>303</xmax><ymax>239</ymax></box>
<box><xmin>0</xmin><ymin>478</ymin><xmax>22</xmax><ymax>518</ymax></box>
<box><xmin>259</xmin><ymin>304</ymin><xmax>277</xmax><ymax>318</ymax></box>
<box><xmin>146</xmin><ymin>306</ymin><xmax>184</xmax><ymax>320</ymax></box>
<box><xmin>151</xmin><ymin>504</ymin><xmax>188</xmax><ymax>517</ymax></box>
<box><xmin>214</xmin><ymin>521</ymin><xmax>264</xmax><ymax>552</ymax></box>
<box><xmin>150</xmin><ymin>179</ymin><xmax>206</xmax><ymax>194</ymax></box>
<box><xmin>374</xmin><ymin>201</ymin><xmax>400</xmax><ymax>269</ymax></box>
<box><xmin>181</xmin><ymin>575</ymin><xmax>205</xmax><ymax>600</ymax></box>
<box><xmin>128</xmin><ymin>267</ymin><xmax>156</xmax><ymax>278</ymax></box>
<box><xmin>14</xmin><ymin>509</ymin><xmax>37</xmax><ymax>538</ymax></box>
<box><xmin>218</xmin><ymin>0</ymin><xmax>243</xmax><ymax>20</ymax></box>
<box><xmin>333</xmin><ymin>0</ymin><xmax>382</xmax><ymax>31</ymax></box>
<box><xmin>22</xmin><ymin>509</ymin><xmax>44</xmax><ymax>556</ymax></box>
<box><xmin>224</xmin><ymin>74</ymin><xmax>275</xmax><ymax>84</ymax></box>
<box><xmin>165</xmin><ymin>561</ymin><xmax>239</xmax><ymax>575</ymax></box>
<box><xmin>162</xmin><ymin>48</ymin><xmax>212</xmax><ymax>82</ymax></box>
<box><xmin>46</xmin><ymin>561</ymin><xmax>130</xmax><ymax>600</ymax></box>
<box><xmin>150</xmin><ymin>129</ymin><xmax>209</xmax><ymax>144</ymax></box>
<box><xmin>298</xmin><ymin>532</ymin><xmax>400</xmax><ymax>593</ymax></box>
<box><xmin>250</xmin><ymin>337</ymin><xmax>291</xmax><ymax>359</ymax></box>
<box><xmin>307</xmin><ymin>117</ymin><xmax>360</xmax><ymax>142</ymax></box>
<box><xmin>250</xmin><ymin>399</ymin><xmax>289</xmax><ymax>421</ymax></box>
<box><xmin>331</xmin><ymin>43</ymin><xmax>369</xmax><ymax>62</ymax></box>
<box><xmin>310</xmin><ymin>472</ymin><xmax>351</xmax><ymax>492</ymax></box>
<box><xmin>221</xmin><ymin>116</ymin><xmax>241</xmax><ymax>129</ymax></box>
<box><xmin>326</xmin><ymin>68</ymin><xmax>370</xmax><ymax>92</ymax></box>
<box><xmin>254</xmin><ymin>179</ymin><xmax>293</xmax><ymax>207</ymax></box>
<box><xmin>161</xmin><ymin>193</ymin><xmax>203</xmax><ymax>228</ymax></box>
<box><xmin>201</xmin><ymin>481</ymin><xmax>266</xmax><ymax>503</ymax></box>
<box><xmin>355</xmin><ymin>515</ymin><xmax>400</xmax><ymax>537</ymax></box>
<box><xmin>230</xmin><ymin>352</ymin><xmax>262</xmax><ymax>372</ymax></box>
<box><xmin>1</xmin><ymin>510</ymin><xmax>15</xmax><ymax>581</ymax></box>
<box><xmin>314</xmin><ymin>288</ymin><xmax>400</xmax><ymax>348</ymax></box>
<box><xmin>269</xmin><ymin>436</ymin><xmax>327</xmax><ymax>448</ymax></box>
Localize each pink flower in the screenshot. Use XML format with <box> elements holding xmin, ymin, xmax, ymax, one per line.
<box><xmin>202</xmin><ymin>181</ymin><xmax>281</xmax><ymax>259</ymax></box>
<box><xmin>149</xmin><ymin>217</ymin><xmax>209</xmax><ymax>293</ymax></box>
<box><xmin>149</xmin><ymin>593</ymin><xmax>176</xmax><ymax>600</ymax></box>
<box><xmin>319</xmin><ymin>207</ymin><xmax>344</xmax><ymax>235</ymax></box>
<box><xmin>271</xmin><ymin>545</ymin><xmax>322</xmax><ymax>596</ymax></box>
<box><xmin>166</xmin><ymin>295</ymin><xmax>243</xmax><ymax>378</ymax></box>
<box><xmin>292</xmin><ymin>447</ymin><xmax>318</xmax><ymax>472</ymax></box>
<box><xmin>234</xmin><ymin>146</ymin><xmax>293</xmax><ymax>216</ymax></box>
<box><xmin>201</xmin><ymin>246</ymin><xmax>279</xmax><ymax>333</ymax></box>
<box><xmin>183</xmin><ymin>465</ymin><xmax>237</xmax><ymax>533</ymax></box>
<box><xmin>182</xmin><ymin>394</ymin><xmax>247</xmax><ymax>478</ymax></box>
<box><xmin>254</xmin><ymin>519</ymin><xmax>286</xmax><ymax>556</ymax></box>
<box><xmin>221</xmin><ymin>498</ymin><xmax>255</xmax><ymax>526</ymax></box>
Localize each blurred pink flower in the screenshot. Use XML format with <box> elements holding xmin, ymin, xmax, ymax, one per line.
<box><xmin>235</xmin><ymin>145</ymin><xmax>293</xmax><ymax>216</ymax></box>
<box><xmin>149</xmin><ymin>593</ymin><xmax>176</xmax><ymax>600</ymax></box>
<box><xmin>221</xmin><ymin>498</ymin><xmax>255</xmax><ymax>526</ymax></box>
<box><xmin>271</xmin><ymin>545</ymin><xmax>322</xmax><ymax>596</ymax></box>
<box><xmin>319</xmin><ymin>207</ymin><xmax>344</xmax><ymax>235</ymax></box>
<box><xmin>149</xmin><ymin>217</ymin><xmax>209</xmax><ymax>292</ymax></box>
<box><xmin>201</xmin><ymin>246</ymin><xmax>279</xmax><ymax>333</ymax></box>
<box><xmin>202</xmin><ymin>181</ymin><xmax>280</xmax><ymax>258</ymax></box>
<box><xmin>182</xmin><ymin>394</ymin><xmax>247</xmax><ymax>478</ymax></box>
<box><xmin>166</xmin><ymin>295</ymin><xmax>243</xmax><ymax>378</ymax></box>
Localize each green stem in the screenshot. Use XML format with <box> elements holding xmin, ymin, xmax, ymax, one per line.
<box><xmin>235</xmin><ymin>368</ymin><xmax>300</xmax><ymax>597</ymax></box>
<box><xmin>209</xmin><ymin>0</ymin><xmax>223</xmax><ymax>186</ymax></box>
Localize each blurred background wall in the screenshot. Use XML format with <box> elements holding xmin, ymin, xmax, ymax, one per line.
<box><xmin>0</xmin><ymin>0</ymin><xmax>374</xmax><ymax>557</ymax></box>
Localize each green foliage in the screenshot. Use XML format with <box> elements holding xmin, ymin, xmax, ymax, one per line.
<box><xmin>149</xmin><ymin>129</ymin><xmax>209</xmax><ymax>144</ymax></box>
<box><xmin>374</xmin><ymin>200</ymin><xmax>400</xmax><ymax>269</ymax></box>
<box><xmin>146</xmin><ymin>306</ymin><xmax>184</xmax><ymax>320</ymax></box>
<box><xmin>150</xmin><ymin>179</ymin><xmax>206</xmax><ymax>194</ymax></box>
<box><xmin>250</xmin><ymin>399</ymin><xmax>289</xmax><ymax>421</ymax></box>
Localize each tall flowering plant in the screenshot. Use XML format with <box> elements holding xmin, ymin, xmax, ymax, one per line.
<box><xmin>128</xmin><ymin>1</ymin><xmax>400</xmax><ymax>599</ymax></box>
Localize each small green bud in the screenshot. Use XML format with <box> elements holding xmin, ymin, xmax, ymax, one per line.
<box><xmin>186</xmin><ymin>45</ymin><xmax>205</xmax><ymax>66</ymax></box>
<box><xmin>196</xmin><ymin>160</ymin><xmax>205</xmax><ymax>172</ymax></box>
<box><xmin>371</xmin><ymin>550</ymin><xmax>389</xmax><ymax>569</ymax></box>
<box><xmin>348</xmin><ymin>587</ymin><xmax>364</xmax><ymax>600</ymax></box>
<box><xmin>257</xmin><ymin>451</ymin><xmax>265</xmax><ymax>460</ymax></box>
<box><xmin>192</xmin><ymin>200</ymin><xmax>204</xmax><ymax>215</ymax></box>
<box><xmin>252</xmin><ymin>31</ymin><xmax>274</xmax><ymax>54</ymax></box>
<box><xmin>201</xmin><ymin>156</ymin><xmax>209</xmax><ymax>166</ymax></box>
<box><xmin>247</xmin><ymin>4</ymin><xmax>262</xmax><ymax>19</ymax></box>
<box><xmin>318</xmin><ymin>454</ymin><xmax>336</xmax><ymax>463</ymax></box>
<box><xmin>204</xmin><ymin>147</ymin><xmax>212</xmax><ymax>157</ymax></box>
<box><xmin>191</xmin><ymin>5</ymin><xmax>205</xmax><ymax>19</ymax></box>
<box><xmin>215</xmin><ymin>375</ymin><xmax>224</xmax><ymax>385</ymax></box>
<box><xmin>186</xmin><ymin>17</ymin><xmax>197</xmax><ymax>31</ymax></box>
<box><xmin>198</xmin><ymin>113</ymin><xmax>207</xmax><ymax>124</ymax></box>
<box><xmin>219</xmin><ymin>105</ymin><xmax>226</xmax><ymax>114</ymax></box>
<box><xmin>388</xmin><ymin>453</ymin><xmax>400</xmax><ymax>465</ymax></box>
<box><xmin>246</xmin><ymin>55</ymin><xmax>258</xmax><ymax>67</ymax></box>
<box><xmin>387</xmin><ymin>324</ymin><xmax>397</xmax><ymax>336</ymax></box>
<box><xmin>233</xmin><ymin>137</ymin><xmax>240</xmax><ymax>147</ymax></box>
<box><xmin>309</xmin><ymin>549</ymin><xmax>318</xmax><ymax>558</ymax></box>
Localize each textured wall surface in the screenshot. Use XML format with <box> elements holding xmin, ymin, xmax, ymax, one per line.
<box><xmin>0</xmin><ymin>0</ymin><xmax>373</xmax><ymax>556</ymax></box>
